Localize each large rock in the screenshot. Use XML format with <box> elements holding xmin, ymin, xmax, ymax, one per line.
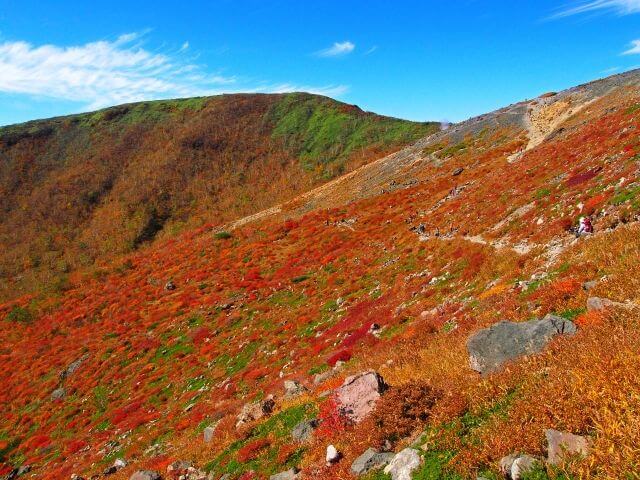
<box><xmin>130</xmin><ymin>472</ymin><xmax>162</xmax><ymax>480</ymax></box>
<box><xmin>351</xmin><ymin>448</ymin><xmax>394</xmax><ymax>475</ymax></box>
<box><xmin>383</xmin><ymin>448</ymin><xmax>422</xmax><ymax>480</ymax></box>
<box><xmin>499</xmin><ymin>454</ymin><xmax>539</xmax><ymax>480</ymax></box>
<box><xmin>335</xmin><ymin>371</ymin><xmax>387</xmax><ymax>423</ymax></box>
<box><xmin>269</xmin><ymin>468</ymin><xmax>299</xmax><ymax>480</ymax></box>
<box><xmin>545</xmin><ymin>429</ymin><xmax>590</xmax><ymax>465</ymax></box>
<box><xmin>291</xmin><ymin>418</ymin><xmax>319</xmax><ymax>442</ymax></box>
<box><xmin>467</xmin><ymin>315</ymin><xmax>576</xmax><ymax>374</ymax></box>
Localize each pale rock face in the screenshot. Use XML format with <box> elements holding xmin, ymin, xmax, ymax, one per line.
<box><xmin>499</xmin><ymin>454</ymin><xmax>539</xmax><ymax>480</ymax></box>
<box><xmin>334</xmin><ymin>371</ymin><xmax>387</xmax><ymax>423</ymax></box>
<box><xmin>383</xmin><ymin>448</ymin><xmax>422</xmax><ymax>480</ymax></box>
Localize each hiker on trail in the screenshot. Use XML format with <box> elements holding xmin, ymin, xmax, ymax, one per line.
<box><xmin>576</xmin><ymin>216</ymin><xmax>593</xmax><ymax>237</ymax></box>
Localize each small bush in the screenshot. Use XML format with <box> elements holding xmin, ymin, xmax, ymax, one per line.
<box><xmin>215</xmin><ymin>231</ymin><xmax>233</xmax><ymax>240</ymax></box>
<box><xmin>5</xmin><ymin>306</ymin><xmax>33</xmax><ymax>323</ymax></box>
<box><xmin>361</xmin><ymin>383</ymin><xmax>440</xmax><ymax>448</ymax></box>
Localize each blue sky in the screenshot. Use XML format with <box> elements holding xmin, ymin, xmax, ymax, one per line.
<box><xmin>1</xmin><ymin>0</ymin><xmax>639</xmax><ymax>126</ymax></box>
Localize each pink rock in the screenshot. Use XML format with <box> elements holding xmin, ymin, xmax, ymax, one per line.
<box><xmin>335</xmin><ymin>371</ymin><xmax>387</xmax><ymax>423</ymax></box>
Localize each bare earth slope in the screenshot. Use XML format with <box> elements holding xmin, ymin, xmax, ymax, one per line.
<box><xmin>2</xmin><ymin>70</ymin><xmax>640</xmax><ymax>480</ymax></box>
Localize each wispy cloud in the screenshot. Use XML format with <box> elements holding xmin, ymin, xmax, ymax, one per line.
<box><xmin>623</xmin><ymin>39</ymin><xmax>640</xmax><ymax>54</ymax></box>
<box><xmin>315</xmin><ymin>41</ymin><xmax>355</xmax><ymax>57</ymax></box>
<box><xmin>364</xmin><ymin>46</ymin><xmax>378</xmax><ymax>56</ymax></box>
<box><xmin>0</xmin><ymin>33</ymin><xmax>349</xmax><ymax>112</ymax></box>
<box><xmin>550</xmin><ymin>0</ymin><xmax>640</xmax><ymax>18</ymax></box>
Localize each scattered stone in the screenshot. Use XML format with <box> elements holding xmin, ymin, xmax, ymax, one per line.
<box><xmin>51</xmin><ymin>387</ymin><xmax>66</xmax><ymax>401</ymax></box>
<box><xmin>313</xmin><ymin>369</ymin><xmax>336</xmax><ymax>385</ymax></box>
<box><xmin>452</xmin><ymin>167</ymin><xmax>464</xmax><ymax>176</ymax></box>
<box><xmin>326</xmin><ymin>444</ymin><xmax>341</xmax><ymax>465</ymax></box>
<box><xmin>129</xmin><ymin>471</ymin><xmax>162</xmax><ymax>480</ymax></box>
<box><xmin>3</xmin><ymin>465</ymin><xmax>31</xmax><ymax>480</ymax></box>
<box><xmin>165</xmin><ymin>281</ymin><xmax>176</xmax><ymax>291</ymax></box>
<box><xmin>70</xmin><ymin>475</ymin><xmax>86</xmax><ymax>480</ymax></box>
<box><xmin>236</xmin><ymin>395</ymin><xmax>275</xmax><ymax>428</ymax></box>
<box><xmin>167</xmin><ymin>460</ymin><xmax>192</xmax><ymax>473</ymax></box>
<box><xmin>586</xmin><ymin>296</ymin><xmax>615</xmax><ymax>311</ymax></box>
<box><xmin>582</xmin><ymin>280</ymin><xmax>598</xmax><ymax>291</ymax></box>
<box><xmin>368</xmin><ymin>323</ymin><xmax>382</xmax><ymax>337</ymax></box>
<box><xmin>283</xmin><ymin>380</ymin><xmax>307</xmax><ymax>398</ymax></box>
<box><xmin>59</xmin><ymin>353</ymin><xmax>89</xmax><ymax>381</ymax></box>
<box><xmin>335</xmin><ymin>371</ymin><xmax>387</xmax><ymax>423</ymax></box>
<box><xmin>291</xmin><ymin>418</ymin><xmax>319</xmax><ymax>442</ymax></box>
<box><xmin>350</xmin><ymin>448</ymin><xmax>395</xmax><ymax>475</ymax></box>
<box><xmin>383</xmin><ymin>448</ymin><xmax>422</xmax><ymax>480</ymax></box>
<box><xmin>269</xmin><ymin>468</ymin><xmax>299</xmax><ymax>480</ymax></box>
<box><xmin>467</xmin><ymin>314</ymin><xmax>577</xmax><ymax>374</ymax></box>
<box><xmin>499</xmin><ymin>454</ymin><xmax>539</xmax><ymax>480</ymax></box>
<box><xmin>114</xmin><ymin>458</ymin><xmax>128</xmax><ymax>469</ymax></box>
<box><xmin>203</xmin><ymin>425</ymin><xmax>216</xmax><ymax>443</ymax></box>
<box><xmin>545</xmin><ymin>429</ymin><xmax>591</xmax><ymax>465</ymax></box>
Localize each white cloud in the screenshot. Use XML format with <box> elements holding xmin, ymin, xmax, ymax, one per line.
<box><xmin>316</xmin><ymin>41</ymin><xmax>355</xmax><ymax>57</ymax></box>
<box><xmin>551</xmin><ymin>0</ymin><xmax>640</xmax><ymax>18</ymax></box>
<box><xmin>268</xmin><ymin>83</ymin><xmax>349</xmax><ymax>96</ymax></box>
<box><xmin>0</xmin><ymin>33</ymin><xmax>349</xmax><ymax>112</ymax></box>
<box><xmin>0</xmin><ymin>33</ymin><xmax>236</xmax><ymax>110</ymax></box>
<box><xmin>623</xmin><ymin>39</ymin><xmax>640</xmax><ymax>54</ymax></box>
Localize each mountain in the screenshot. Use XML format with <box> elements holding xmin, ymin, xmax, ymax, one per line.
<box><xmin>1</xmin><ymin>70</ymin><xmax>640</xmax><ymax>480</ymax></box>
<box><xmin>0</xmin><ymin>93</ymin><xmax>438</xmax><ymax>301</ymax></box>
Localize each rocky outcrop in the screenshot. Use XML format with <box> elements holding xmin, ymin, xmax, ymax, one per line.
<box><xmin>545</xmin><ymin>429</ymin><xmax>591</xmax><ymax>465</ymax></box>
<box><xmin>383</xmin><ymin>448</ymin><xmax>422</xmax><ymax>480</ymax></box>
<box><xmin>467</xmin><ymin>315</ymin><xmax>577</xmax><ymax>374</ymax></box>
<box><xmin>335</xmin><ymin>371</ymin><xmax>387</xmax><ymax>423</ymax></box>
<box><xmin>350</xmin><ymin>448</ymin><xmax>394</xmax><ymax>475</ymax></box>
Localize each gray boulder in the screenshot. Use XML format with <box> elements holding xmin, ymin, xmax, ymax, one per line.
<box><xmin>291</xmin><ymin>418</ymin><xmax>319</xmax><ymax>442</ymax></box>
<box><xmin>129</xmin><ymin>472</ymin><xmax>162</xmax><ymax>480</ymax></box>
<box><xmin>59</xmin><ymin>353</ymin><xmax>89</xmax><ymax>381</ymax></box>
<box><xmin>383</xmin><ymin>448</ymin><xmax>422</xmax><ymax>480</ymax></box>
<box><xmin>545</xmin><ymin>429</ymin><xmax>591</xmax><ymax>465</ymax></box>
<box><xmin>351</xmin><ymin>448</ymin><xmax>394</xmax><ymax>475</ymax></box>
<box><xmin>269</xmin><ymin>468</ymin><xmax>299</xmax><ymax>480</ymax></box>
<box><xmin>467</xmin><ymin>315</ymin><xmax>576</xmax><ymax>374</ymax></box>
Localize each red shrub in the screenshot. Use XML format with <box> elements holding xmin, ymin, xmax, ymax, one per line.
<box><xmin>237</xmin><ymin>438</ymin><xmax>271</xmax><ymax>463</ymax></box>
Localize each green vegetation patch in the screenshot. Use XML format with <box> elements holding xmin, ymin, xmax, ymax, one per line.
<box><xmin>267</xmin><ymin>93</ymin><xmax>438</xmax><ymax>176</ymax></box>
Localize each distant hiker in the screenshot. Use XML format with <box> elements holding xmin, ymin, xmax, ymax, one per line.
<box><xmin>576</xmin><ymin>216</ymin><xmax>593</xmax><ymax>237</ymax></box>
